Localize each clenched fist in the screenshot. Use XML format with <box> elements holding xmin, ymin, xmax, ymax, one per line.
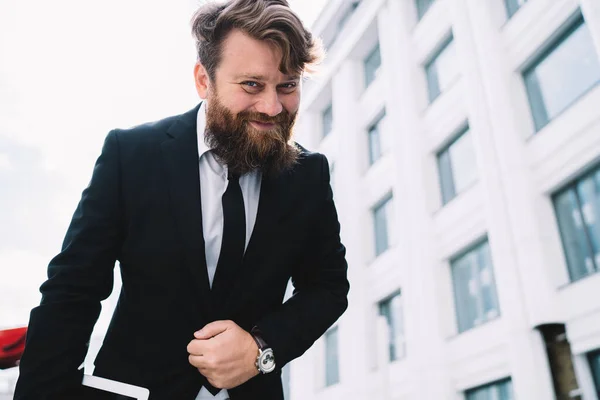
<box><xmin>187</xmin><ymin>320</ymin><xmax>260</xmax><ymax>389</ymax></box>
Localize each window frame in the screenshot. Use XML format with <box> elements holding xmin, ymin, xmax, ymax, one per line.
<box><xmin>552</xmin><ymin>162</ymin><xmax>600</xmax><ymax>282</ymax></box>
<box><xmin>364</xmin><ymin>43</ymin><xmax>382</xmax><ymax>89</ymax></box>
<box><xmin>522</xmin><ymin>15</ymin><xmax>600</xmax><ymax>131</ymax></box>
<box><xmin>416</xmin><ymin>0</ymin><xmax>436</xmax><ymax>21</ymax></box>
<box><xmin>425</xmin><ymin>35</ymin><xmax>456</xmax><ymax>103</ymax></box>
<box><xmin>368</xmin><ymin>110</ymin><xmax>387</xmax><ymax>166</ymax></box>
<box><xmin>588</xmin><ymin>349</ymin><xmax>600</xmax><ymax>398</ymax></box>
<box><xmin>504</xmin><ymin>0</ymin><xmax>527</xmax><ymax>19</ymax></box>
<box><xmin>465</xmin><ymin>377</ymin><xmax>513</xmax><ymax>400</ymax></box>
<box><xmin>378</xmin><ymin>290</ymin><xmax>406</xmax><ymax>362</ymax></box>
<box><xmin>436</xmin><ymin>124</ymin><xmax>474</xmax><ymax>205</ymax></box>
<box><xmin>450</xmin><ymin>238</ymin><xmax>501</xmax><ymax>333</ymax></box>
<box><xmin>321</xmin><ymin>103</ymin><xmax>333</xmax><ymax>138</ymax></box>
<box><xmin>373</xmin><ymin>194</ymin><xmax>394</xmax><ymax>258</ymax></box>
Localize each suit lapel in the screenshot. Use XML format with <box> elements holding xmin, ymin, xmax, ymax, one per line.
<box><xmin>160</xmin><ymin>104</ymin><xmax>214</xmax><ymax>323</ymax></box>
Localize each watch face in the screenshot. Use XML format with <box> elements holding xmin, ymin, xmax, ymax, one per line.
<box><xmin>259</xmin><ymin>349</ymin><xmax>276</xmax><ymax>373</ymax></box>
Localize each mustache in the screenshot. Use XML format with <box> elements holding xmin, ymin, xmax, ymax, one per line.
<box><xmin>237</xmin><ymin>110</ymin><xmax>290</xmax><ymax>125</ymax></box>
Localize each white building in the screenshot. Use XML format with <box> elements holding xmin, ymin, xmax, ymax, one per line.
<box><xmin>290</xmin><ymin>0</ymin><xmax>600</xmax><ymax>399</ymax></box>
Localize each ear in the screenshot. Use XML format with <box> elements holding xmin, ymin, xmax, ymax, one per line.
<box><xmin>194</xmin><ymin>62</ymin><xmax>210</xmax><ymax>99</ymax></box>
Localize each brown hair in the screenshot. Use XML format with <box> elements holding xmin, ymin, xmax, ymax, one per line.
<box><xmin>191</xmin><ymin>0</ymin><xmax>323</xmax><ymax>80</ymax></box>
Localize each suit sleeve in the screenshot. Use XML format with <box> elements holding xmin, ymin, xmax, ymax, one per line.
<box><xmin>255</xmin><ymin>154</ymin><xmax>350</xmax><ymax>369</ymax></box>
<box><xmin>14</xmin><ymin>131</ymin><xmax>123</xmax><ymax>399</ymax></box>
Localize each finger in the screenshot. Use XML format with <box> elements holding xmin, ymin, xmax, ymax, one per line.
<box><xmin>187</xmin><ymin>338</ymin><xmax>210</xmax><ymax>356</ymax></box>
<box><xmin>188</xmin><ymin>354</ymin><xmax>207</xmax><ymax>369</ymax></box>
<box><xmin>194</xmin><ymin>320</ymin><xmax>232</xmax><ymax>339</ymax></box>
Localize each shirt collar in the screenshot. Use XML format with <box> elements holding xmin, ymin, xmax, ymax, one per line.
<box><xmin>196</xmin><ymin>101</ymin><xmax>211</xmax><ymax>159</ymax></box>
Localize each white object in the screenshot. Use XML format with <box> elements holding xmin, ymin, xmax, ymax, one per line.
<box><xmin>82</xmin><ymin>374</ymin><xmax>150</xmax><ymax>400</ymax></box>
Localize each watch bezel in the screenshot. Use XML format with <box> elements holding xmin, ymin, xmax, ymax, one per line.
<box><xmin>257</xmin><ymin>348</ymin><xmax>276</xmax><ymax>374</ymax></box>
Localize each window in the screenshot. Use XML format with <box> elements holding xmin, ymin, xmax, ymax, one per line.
<box><xmin>425</xmin><ymin>37</ymin><xmax>459</xmax><ymax>103</ymax></box>
<box><xmin>451</xmin><ymin>240</ymin><xmax>500</xmax><ymax>332</ymax></box>
<box><xmin>416</xmin><ymin>0</ymin><xmax>436</xmax><ymax>20</ymax></box>
<box><xmin>524</xmin><ymin>16</ymin><xmax>600</xmax><ymax>131</ymax></box>
<box><xmin>325</xmin><ymin>327</ymin><xmax>339</xmax><ymax>386</ymax></box>
<box><xmin>364</xmin><ymin>44</ymin><xmax>382</xmax><ymax>88</ymax></box>
<box><xmin>589</xmin><ymin>350</ymin><xmax>600</xmax><ymax>397</ymax></box>
<box><xmin>505</xmin><ymin>0</ymin><xmax>527</xmax><ymax>18</ymax></box>
<box><xmin>368</xmin><ymin>112</ymin><xmax>387</xmax><ymax>165</ymax></box>
<box><xmin>553</xmin><ymin>164</ymin><xmax>600</xmax><ymax>282</ymax></box>
<box><xmin>339</xmin><ymin>1</ymin><xmax>359</xmax><ymax>29</ymax></box>
<box><xmin>379</xmin><ymin>292</ymin><xmax>406</xmax><ymax>361</ymax></box>
<box><xmin>437</xmin><ymin>126</ymin><xmax>478</xmax><ymax>205</ymax></box>
<box><xmin>322</xmin><ymin>104</ymin><xmax>333</xmax><ymax>138</ymax></box>
<box><xmin>373</xmin><ymin>195</ymin><xmax>395</xmax><ymax>257</ymax></box>
<box><xmin>466</xmin><ymin>378</ymin><xmax>513</xmax><ymax>400</ymax></box>
<box><xmin>325</xmin><ymin>1</ymin><xmax>360</xmax><ymax>49</ymax></box>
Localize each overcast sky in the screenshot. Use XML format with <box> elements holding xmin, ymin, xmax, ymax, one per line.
<box><xmin>0</xmin><ymin>0</ymin><xmax>329</xmax><ymax>329</ymax></box>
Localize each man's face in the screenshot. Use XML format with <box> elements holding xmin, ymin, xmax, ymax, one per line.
<box><xmin>194</xmin><ymin>29</ymin><xmax>302</xmax><ymax>176</ymax></box>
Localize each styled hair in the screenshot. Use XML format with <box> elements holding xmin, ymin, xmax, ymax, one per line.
<box><xmin>191</xmin><ymin>0</ymin><xmax>323</xmax><ymax>80</ymax></box>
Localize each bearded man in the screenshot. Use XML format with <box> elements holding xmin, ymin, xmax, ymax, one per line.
<box><xmin>14</xmin><ymin>0</ymin><xmax>349</xmax><ymax>399</ymax></box>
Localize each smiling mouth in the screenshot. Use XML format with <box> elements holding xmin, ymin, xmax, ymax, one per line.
<box><xmin>249</xmin><ymin>120</ymin><xmax>277</xmax><ymax>130</ymax></box>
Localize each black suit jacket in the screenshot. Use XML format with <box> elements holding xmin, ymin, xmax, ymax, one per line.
<box><xmin>14</xmin><ymin>105</ymin><xmax>349</xmax><ymax>399</ymax></box>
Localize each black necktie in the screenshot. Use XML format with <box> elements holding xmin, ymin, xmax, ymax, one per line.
<box><xmin>212</xmin><ymin>172</ymin><xmax>246</xmax><ymax>301</ymax></box>
<box><xmin>203</xmin><ymin>172</ymin><xmax>246</xmax><ymax>396</ymax></box>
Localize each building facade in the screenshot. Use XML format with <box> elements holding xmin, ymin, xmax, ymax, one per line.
<box><xmin>290</xmin><ymin>0</ymin><xmax>600</xmax><ymax>399</ymax></box>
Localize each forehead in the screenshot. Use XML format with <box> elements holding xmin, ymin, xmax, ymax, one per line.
<box><xmin>217</xmin><ymin>29</ymin><xmax>297</xmax><ymax>81</ymax></box>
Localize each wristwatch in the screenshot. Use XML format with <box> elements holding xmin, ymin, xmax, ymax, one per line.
<box><xmin>250</xmin><ymin>327</ymin><xmax>276</xmax><ymax>374</ymax></box>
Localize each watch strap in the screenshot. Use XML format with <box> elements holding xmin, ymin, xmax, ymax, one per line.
<box><xmin>250</xmin><ymin>326</ymin><xmax>269</xmax><ymax>350</ymax></box>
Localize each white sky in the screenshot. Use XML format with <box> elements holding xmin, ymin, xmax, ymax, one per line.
<box><xmin>0</xmin><ymin>0</ymin><xmax>329</xmax><ymax>329</ymax></box>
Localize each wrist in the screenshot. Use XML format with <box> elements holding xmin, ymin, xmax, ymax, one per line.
<box><xmin>250</xmin><ymin>327</ymin><xmax>276</xmax><ymax>374</ymax></box>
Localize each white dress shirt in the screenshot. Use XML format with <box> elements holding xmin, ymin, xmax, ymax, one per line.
<box><xmin>195</xmin><ymin>101</ymin><xmax>262</xmax><ymax>400</ymax></box>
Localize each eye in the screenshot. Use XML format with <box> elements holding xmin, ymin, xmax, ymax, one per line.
<box><xmin>278</xmin><ymin>82</ymin><xmax>298</xmax><ymax>93</ymax></box>
<box><xmin>241</xmin><ymin>81</ymin><xmax>263</xmax><ymax>93</ymax></box>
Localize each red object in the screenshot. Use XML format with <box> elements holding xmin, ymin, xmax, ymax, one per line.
<box><xmin>0</xmin><ymin>327</ymin><xmax>27</xmax><ymax>369</ymax></box>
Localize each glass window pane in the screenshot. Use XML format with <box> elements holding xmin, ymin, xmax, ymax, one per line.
<box><xmin>325</xmin><ymin>328</ymin><xmax>339</xmax><ymax>386</ymax></box>
<box><xmin>438</xmin><ymin>128</ymin><xmax>477</xmax><ymax>205</ymax></box>
<box><xmin>554</xmin><ymin>187</ymin><xmax>596</xmax><ymax>281</ymax></box>
<box><xmin>374</xmin><ymin>197</ymin><xmax>392</xmax><ymax>257</ymax></box>
<box><xmin>379</xmin><ymin>293</ymin><xmax>405</xmax><ymax>361</ymax></box>
<box><xmin>576</xmin><ymin>170</ymin><xmax>600</xmax><ymax>269</ymax></box>
<box><xmin>386</xmin><ymin>197</ymin><xmax>397</xmax><ymax>248</ymax></box>
<box><xmin>368</xmin><ymin>113</ymin><xmax>387</xmax><ymax>165</ymax></box>
<box><xmin>364</xmin><ymin>44</ymin><xmax>381</xmax><ymax>88</ymax></box>
<box><xmin>426</xmin><ymin>39</ymin><xmax>459</xmax><ymax>103</ymax></box>
<box><xmin>589</xmin><ymin>350</ymin><xmax>600</xmax><ymax>397</ymax></box>
<box><xmin>452</xmin><ymin>240</ymin><xmax>500</xmax><ymax>332</ymax></box>
<box><xmin>438</xmin><ymin>148</ymin><xmax>456</xmax><ymax>204</ymax></box>
<box><xmin>524</xmin><ymin>19</ymin><xmax>600</xmax><ymax>130</ymax></box>
<box><xmin>322</xmin><ymin>104</ymin><xmax>333</xmax><ymax>137</ymax></box>
<box><xmin>505</xmin><ymin>0</ymin><xmax>527</xmax><ymax>18</ymax></box>
<box><xmin>477</xmin><ymin>241</ymin><xmax>500</xmax><ymax>320</ymax></box>
<box><xmin>416</xmin><ymin>0</ymin><xmax>436</xmax><ymax>20</ymax></box>
<box><xmin>448</xmin><ymin>129</ymin><xmax>478</xmax><ymax>194</ymax></box>
<box><xmin>426</xmin><ymin>59</ymin><xmax>441</xmax><ymax>103</ymax></box>
<box><xmin>368</xmin><ymin>124</ymin><xmax>381</xmax><ymax>165</ymax></box>
<box><xmin>436</xmin><ymin>40</ymin><xmax>459</xmax><ymax>93</ymax></box>
<box><xmin>466</xmin><ymin>379</ymin><xmax>513</xmax><ymax>400</ymax></box>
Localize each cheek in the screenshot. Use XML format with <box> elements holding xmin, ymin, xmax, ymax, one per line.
<box><xmin>281</xmin><ymin>93</ymin><xmax>300</xmax><ymax>114</ymax></box>
<box><xmin>212</xmin><ymin>87</ymin><xmax>253</xmax><ymax>113</ymax></box>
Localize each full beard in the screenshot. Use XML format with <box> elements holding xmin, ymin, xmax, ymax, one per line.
<box><xmin>204</xmin><ymin>94</ymin><xmax>300</xmax><ymax>178</ymax></box>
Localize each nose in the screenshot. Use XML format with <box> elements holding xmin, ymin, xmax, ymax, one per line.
<box><xmin>255</xmin><ymin>90</ymin><xmax>283</xmax><ymax>117</ymax></box>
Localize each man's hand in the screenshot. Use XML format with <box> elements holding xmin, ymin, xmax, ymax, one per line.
<box><xmin>187</xmin><ymin>320</ymin><xmax>260</xmax><ymax>389</ymax></box>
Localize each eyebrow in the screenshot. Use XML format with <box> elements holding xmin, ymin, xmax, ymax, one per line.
<box><xmin>234</xmin><ymin>74</ymin><xmax>300</xmax><ymax>81</ymax></box>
